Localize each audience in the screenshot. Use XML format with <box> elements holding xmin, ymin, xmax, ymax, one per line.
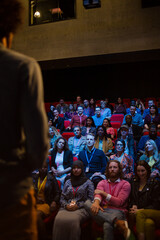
<box><xmin>73</xmin><ymin>96</ymin><xmax>84</xmax><ymax>111</ymax></box>
<box><xmin>83</xmin><ymin>99</ymin><xmax>94</xmax><ymax>117</ymax></box>
<box><xmin>84</xmin><ymin>160</ymin><xmax>132</xmax><ymax>240</ymax></box>
<box><xmin>110</xmin><ymin>139</ymin><xmax>134</xmax><ymax>181</ymax></box>
<box><xmin>52</xmin><ymin>160</ymin><xmax>94</xmax><ymax>240</ymax></box>
<box><xmin>117</xmin><ymin>124</ymin><xmax>135</xmax><ymax>161</ymax></box>
<box><xmin>67</xmin><ymin>106</ymin><xmax>87</xmax><ymax>130</ymax></box>
<box><xmin>78</xmin><ymin>133</ymin><xmax>107</xmax><ymax>188</ymax></box>
<box><xmin>135</xmin><ymin>98</ymin><xmax>145</xmax><ymax>114</ymax></box>
<box><xmin>94</xmin><ymin>125</ymin><xmax>113</xmax><ymax>156</ymax></box>
<box><xmin>113</xmin><ymin>97</ymin><xmax>126</xmax><ymax>115</ymax></box>
<box><xmin>92</xmin><ymin>106</ymin><xmax>105</xmax><ymax>128</ymax></box>
<box><xmin>52</xmin><ymin>109</ymin><xmax>65</xmax><ymax>133</ymax></box>
<box><xmin>125</xmin><ymin>114</ymin><xmax>143</xmax><ymax>143</ymax></box>
<box><xmin>42</xmin><ymin>97</ymin><xmax>160</xmax><ymax>239</ymax></box>
<box><xmin>137</xmin><ymin>123</ymin><xmax>160</xmax><ymax>154</ymax></box>
<box><xmin>142</xmin><ymin>100</ymin><xmax>154</xmax><ymax>119</ymax></box>
<box><xmin>100</xmin><ymin>100</ymin><xmax>112</xmax><ymax>119</ymax></box>
<box><xmin>56</xmin><ymin>98</ymin><xmax>68</xmax><ymax>114</ymax></box>
<box><xmin>144</xmin><ymin>104</ymin><xmax>160</xmax><ymax>132</ymax></box>
<box><xmin>48</xmin><ymin>104</ymin><xmax>56</xmax><ymax>121</ymax></box>
<box><xmin>102</xmin><ymin>118</ymin><xmax>115</xmax><ymax>140</ymax></box>
<box><xmin>139</xmin><ymin>139</ymin><xmax>160</xmax><ymax>179</ymax></box>
<box><xmin>68</xmin><ymin>126</ymin><xmax>86</xmax><ymax>157</ymax></box>
<box><xmin>64</xmin><ymin>103</ymin><xmax>76</xmax><ymax>120</ymax></box>
<box><xmin>81</xmin><ymin>117</ymin><xmax>96</xmax><ymax>136</ymax></box>
<box><xmin>32</xmin><ymin>160</ymin><xmax>60</xmax><ymax>240</ymax></box>
<box><xmin>123</xmin><ymin>105</ymin><xmax>144</xmax><ymax>127</ymax></box>
<box><xmin>51</xmin><ymin>137</ymin><xmax>73</xmax><ymax>188</ymax></box>
<box><xmin>129</xmin><ymin>161</ymin><xmax>160</xmax><ymax>239</ymax></box>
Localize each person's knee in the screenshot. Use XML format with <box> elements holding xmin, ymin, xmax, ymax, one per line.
<box><xmin>84</xmin><ymin>199</ymin><xmax>92</xmax><ymax>211</ymax></box>
<box><xmin>145</xmin><ymin>218</ymin><xmax>155</xmax><ymax>229</ymax></box>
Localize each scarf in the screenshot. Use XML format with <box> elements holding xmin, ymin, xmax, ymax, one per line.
<box><xmin>71</xmin><ymin>160</ymin><xmax>88</xmax><ymax>187</ymax></box>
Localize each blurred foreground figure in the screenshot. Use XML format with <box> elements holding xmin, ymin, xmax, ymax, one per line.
<box><xmin>0</xmin><ymin>1</ymin><xmax>49</xmax><ymax>239</ymax></box>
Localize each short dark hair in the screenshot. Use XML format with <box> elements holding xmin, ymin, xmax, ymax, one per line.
<box><xmin>0</xmin><ymin>0</ymin><xmax>24</xmax><ymax>40</ymax></box>
<box><xmin>105</xmin><ymin>160</ymin><xmax>123</xmax><ymax>179</ymax></box>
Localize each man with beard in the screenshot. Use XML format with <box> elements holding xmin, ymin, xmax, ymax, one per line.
<box><xmin>84</xmin><ymin>160</ymin><xmax>132</xmax><ymax>240</ymax></box>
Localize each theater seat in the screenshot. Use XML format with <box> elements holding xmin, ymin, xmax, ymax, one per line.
<box><xmin>111</xmin><ymin>121</ymin><xmax>121</xmax><ymax>129</ymax></box>
<box><xmin>64</xmin><ymin>120</ymin><xmax>70</xmax><ymax>129</ymax></box>
<box><xmin>110</xmin><ymin>114</ymin><xmax>124</xmax><ymax>124</ymax></box>
<box><xmin>62</xmin><ymin>132</ymin><xmax>75</xmax><ymax>141</ymax></box>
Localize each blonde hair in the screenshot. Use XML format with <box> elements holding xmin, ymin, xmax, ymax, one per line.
<box><xmin>145</xmin><ymin>139</ymin><xmax>159</xmax><ymax>161</ymax></box>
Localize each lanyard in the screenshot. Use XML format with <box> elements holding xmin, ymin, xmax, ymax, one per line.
<box><xmin>72</xmin><ymin>186</ymin><xmax>79</xmax><ymax>197</ymax></box>
<box><xmin>38</xmin><ymin>176</ymin><xmax>47</xmax><ymax>194</ymax></box>
<box><xmin>109</xmin><ymin>182</ymin><xmax>118</xmax><ymax>196</ymax></box>
<box><xmin>85</xmin><ymin>148</ymin><xmax>96</xmax><ymax>165</ymax></box>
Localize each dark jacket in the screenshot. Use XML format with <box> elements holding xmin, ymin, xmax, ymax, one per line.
<box><xmin>129</xmin><ymin>177</ymin><xmax>160</xmax><ymax>210</ymax></box>
<box><xmin>32</xmin><ymin>173</ymin><xmax>61</xmax><ymax>205</ymax></box>
<box><xmin>51</xmin><ymin>149</ymin><xmax>73</xmax><ymax>170</ymax></box>
<box><xmin>52</xmin><ymin>116</ymin><xmax>64</xmax><ymax>133</ymax></box>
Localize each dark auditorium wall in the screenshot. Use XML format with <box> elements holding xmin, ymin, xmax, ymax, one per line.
<box><xmin>42</xmin><ymin>60</ymin><xmax>160</xmax><ymax>102</ymax></box>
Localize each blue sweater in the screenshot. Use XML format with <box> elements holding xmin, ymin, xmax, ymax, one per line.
<box><xmin>78</xmin><ymin>148</ymin><xmax>107</xmax><ymax>178</ymax></box>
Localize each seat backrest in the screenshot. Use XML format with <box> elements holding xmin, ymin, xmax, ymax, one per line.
<box><xmin>110</xmin><ymin>114</ymin><xmax>124</xmax><ymax>124</ymax></box>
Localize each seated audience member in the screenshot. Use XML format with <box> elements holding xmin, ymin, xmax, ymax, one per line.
<box><xmin>134</xmin><ymin>208</ymin><xmax>160</xmax><ymax>240</ymax></box>
<box><xmin>51</xmin><ymin>137</ymin><xmax>73</xmax><ymax>188</ymax></box>
<box><xmin>135</xmin><ymin>98</ymin><xmax>145</xmax><ymax>114</ymax></box>
<box><xmin>64</xmin><ymin>103</ymin><xmax>76</xmax><ymax>120</ymax></box>
<box><xmin>47</xmin><ymin>104</ymin><xmax>56</xmax><ymax>121</ymax></box>
<box><xmin>32</xmin><ymin>160</ymin><xmax>60</xmax><ymax>240</ymax></box>
<box><xmin>144</xmin><ymin>105</ymin><xmax>160</xmax><ymax>132</ymax></box>
<box><xmin>78</xmin><ymin>133</ymin><xmax>107</xmax><ymax>188</ymax></box>
<box><xmin>113</xmin><ymin>97</ymin><xmax>126</xmax><ymax>115</ymax></box>
<box><xmin>102</xmin><ymin>118</ymin><xmax>115</xmax><ymax>140</ymax></box>
<box><xmin>110</xmin><ymin>139</ymin><xmax>134</xmax><ymax>181</ymax></box>
<box><xmin>52</xmin><ymin>109</ymin><xmax>65</xmax><ymax>133</ymax></box>
<box><xmin>84</xmin><ymin>160</ymin><xmax>132</xmax><ymax>240</ymax></box>
<box><xmin>67</xmin><ymin>106</ymin><xmax>87</xmax><ymax>130</ymax></box>
<box><xmin>73</xmin><ymin>95</ymin><xmax>84</xmax><ymax>111</ymax></box>
<box><xmin>126</xmin><ymin>100</ymin><xmax>141</xmax><ymax>115</ymax></box>
<box><xmin>68</xmin><ymin>126</ymin><xmax>86</xmax><ymax>157</ymax></box>
<box><xmin>104</xmin><ymin>97</ymin><xmax>114</xmax><ymax>113</ymax></box>
<box><xmin>48</xmin><ymin>118</ymin><xmax>53</xmax><ymax>132</ymax></box>
<box><xmin>128</xmin><ymin>161</ymin><xmax>160</xmax><ymax>239</ymax></box>
<box><xmin>81</xmin><ymin>117</ymin><xmax>96</xmax><ymax>136</ymax></box>
<box><xmin>125</xmin><ymin>115</ymin><xmax>143</xmax><ymax>143</ymax></box>
<box><xmin>140</xmin><ymin>139</ymin><xmax>160</xmax><ymax>179</ymax></box>
<box><xmin>49</xmin><ymin>126</ymin><xmax>61</xmax><ymax>153</ymax></box>
<box><xmin>100</xmin><ymin>100</ymin><xmax>112</xmax><ymax>119</ymax></box>
<box><xmin>89</xmin><ymin>98</ymin><xmax>96</xmax><ymax>111</ymax></box>
<box><xmin>92</xmin><ymin>106</ymin><xmax>105</xmax><ymax>128</ymax></box>
<box><xmin>94</xmin><ymin>126</ymin><xmax>113</xmax><ymax>156</ymax></box>
<box><xmin>83</xmin><ymin>99</ymin><xmax>94</xmax><ymax>117</ymax></box>
<box><xmin>52</xmin><ymin>160</ymin><xmax>94</xmax><ymax>240</ymax></box>
<box><xmin>123</xmin><ymin>106</ymin><xmax>144</xmax><ymax>127</ymax></box>
<box><xmin>117</xmin><ymin>125</ymin><xmax>135</xmax><ymax>161</ymax></box>
<box><xmin>56</xmin><ymin>98</ymin><xmax>68</xmax><ymax>114</ymax></box>
<box><xmin>137</xmin><ymin>123</ymin><xmax>160</xmax><ymax>154</ymax></box>
<box><xmin>142</xmin><ymin>99</ymin><xmax>154</xmax><ymax>119</ymax></box>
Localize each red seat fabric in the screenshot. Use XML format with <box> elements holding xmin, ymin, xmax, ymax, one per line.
<box><xmin>64</xmin><ymin>120</ymin><xmax>70</xmax><ymax>129</ymax></box>
<box><xmin>110</xmin><ymin>114</ymin><xmax>124</xmax><ymax>124</ymax></box>
<box><xmin>111</xmin><ymin>121</ymin><xmax>121</xmax><ymax>129</ymax></box>
<box><xmin>62</xmin><ymin>132</ymin><xmax>75</xmax><ymax>141</ymax></box>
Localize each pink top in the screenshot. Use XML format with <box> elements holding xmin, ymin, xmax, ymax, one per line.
<box><xmin>106</xmin><ymin>127</ymin><xmax>115</xmax><ymax>136</ymax></box>
<box><xmin>70</xmin><ymin>114</ymin><xmax>87</xmax><ymax>128</ymax></box>
<box><xmin>94</xmin><ymin>179</ymin><xmax>131</xmax><ymax>214</ymax></box>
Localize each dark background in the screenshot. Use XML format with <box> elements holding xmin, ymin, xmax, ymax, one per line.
<box><xmin>41</xmin><ymin>59</ymin><xmax>160</xmax><ymax>103</ymax></box>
